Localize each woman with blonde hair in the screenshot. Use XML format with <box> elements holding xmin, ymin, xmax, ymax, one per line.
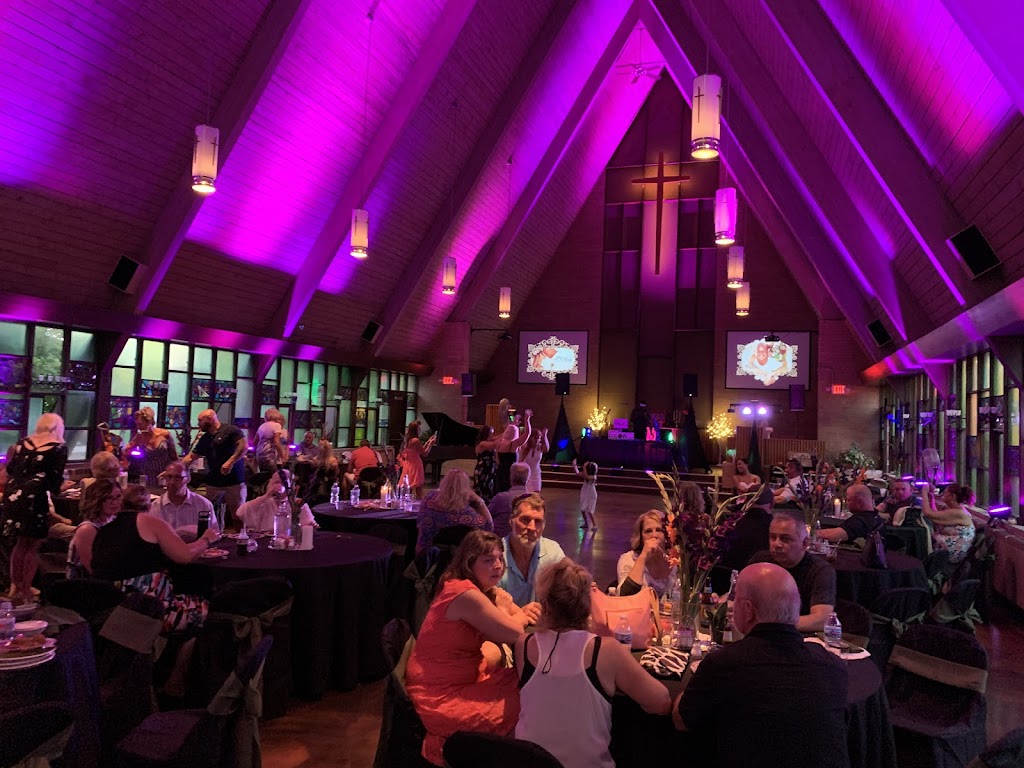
<box><xmin>3</xmin><ymin>413</ymin><xmax>68</xmax><ymax>602</ymax></box>
<box><xmin>616</xmin><ymin>510</ymin><xmax>676</xmax><ymax>597</ymax></box>
<box><xmin>124</xmin><ymin>406</ymin><xmax>176</xmax><ymax>485</ymax></box>
<box><xmin>415</xmin><ymin>469</ymin><xmax>492</xmax><ymax>553</ymax></box>
<box><xmin>398</xmin><ymin>421</ymin><xmax>436</xmax><ymax>500</ymax></box>
<box><xmin>515</xmin><ymin>558</ymin><xmax>671</xmax><ymax>767</ymax></box>
<box><xmin>311</xmin><ymin>439</ymin><xmax>341</xmax><ymax>504</ymax></box>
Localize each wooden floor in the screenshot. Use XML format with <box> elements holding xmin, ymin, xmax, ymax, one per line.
<box><xmin>261</xmin><ymin>487</ymin><xmax>1024</xmax><ymax>767</ymax></box>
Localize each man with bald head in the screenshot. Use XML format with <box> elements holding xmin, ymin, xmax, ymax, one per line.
<box><xmin>674</xmin><ymin>563</ymin><xmax>849</xmax><ymax>767</ymax></box>
<box><xmin>820</xmin><ymin>483</ymin><xmax>884</xmax><ymax>544</ymax></box>
<box><xmin>182</xmin><ymin>409</ymin><xmax>248</xmax><ymax>524</ymax></box>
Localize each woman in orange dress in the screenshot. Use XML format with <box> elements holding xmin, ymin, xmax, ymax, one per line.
<box><xmin>398</xmin><ymin>421</ymin><xmax>436</xmax><ymax>499</ymax></box>
<box><xmin>405</xmin><ymin>530</ymin><xmax>530</xmax><ymax>765</ymax></box>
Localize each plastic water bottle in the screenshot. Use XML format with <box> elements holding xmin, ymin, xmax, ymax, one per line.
<box><xmin>0</xmin><ymin>601</ymin><xmax>15</xmax><ymax>641</ymax></box>
<box><xmin>811</xmin><ymin>519</ymin><xmax>821</xmax><ymax>543</ymax></box>
<box><xmin>349</xmin><ymin>487</ymin><xmax>359</xmax><ymax>506</ymax></box>
<box><xmin>399</xmin><ymin>475</ymin><xmax>411</xmax><ymax>508</ymax></box>
<box><xmin>274</xmin><ymin>499</ymin><xmax>292</xmax><ymax>540</ymax></box>
<box><xmin>613</xmin><ymin>615</ymin><xmax>633</xmax><ymax>646</ymax></box>
<box><xmin>824</xmin><ymin>612</ymin><xmax>843</xmax><ymax>648</ymax></box>
<box><xmin>330</xmin><ymin>482</ymin><xmax>340</xmax><ymax>506</ymax></box>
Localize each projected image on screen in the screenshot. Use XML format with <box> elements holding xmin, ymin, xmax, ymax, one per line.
<box><xmin>518</xmin><ymin>332</ymin><xmax>588</xmax><ymax>384</ymax></box>
<box><xmin>725</xmin><ymin>331</ymin><xmax>810</xmax><ymax>390</ymax></box>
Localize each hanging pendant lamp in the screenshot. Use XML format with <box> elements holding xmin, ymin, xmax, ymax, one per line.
<box><xmin>691</xmin><ymin>74</ymin><xmax>722</xmax><ymax>160</ymax></box>
<box><xmin>442</xmin><ymin>256</ymin><xmax>457</xmax><ymax>295</ymax></box>
<box><xmin>735</xmin><ymin>281</ymin><xmax>750</xmax><ymax>316</ymax></box>
<box><xmin>727</xmin><ymin>246</ymin><xmax>745</xmax><ymax>289</ymax></box>
<box><xmin>498</xmin><ymin>287</ymin><xmax>511</xmax><ymax>318</ymax></box>
<box><xmin>191</xmin><ymin>124</ymin><xmax>219</xmax><ymax>195</ymax></box>
<box><xmin>350</xmin><ymin>209</ymin><xmax>369</xmax><ymax>259</ymax></box>
<box><xmin>715</xmin><ymin>187</ymin><xmax>737</xmax><ymax>245</ymax></box>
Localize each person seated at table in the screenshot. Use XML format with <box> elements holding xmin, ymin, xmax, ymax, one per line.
<box><xmin>748</xmin><ymin>510</ymin><xmax>836</xmax><ymax>632</ymax></box>
<box><xmin>149</xmin><ymin>461</ymin><xmax>218</xmax><ymax>540</ymax></box>
<box><xmin>820</xmin><ymin>484</ymin><xmax>883</xmax><ymax>545</ymax></box>
<box><xmin>296</xmin><ymin>430</ymin><xmax>319</xmax><ymax>462</ymax></box>
<box><xmin>67</xmin><ymin>478</ymin><xmax>123</xmax><ymax>579</ymax></box>
<box><xmin>733</xmin><ymin>457</ymin><xmax>761</xmax><ymax>493</ymax></box>
<box><xmin>876</xmin><ymin>478</ymin><xmax>921</xmax><ymax>522</ymax></box>
<box><xmin>235</xmin><ymin>469</ymin><xmax>316</xmax><ymax>532</ymax></box>
<box><xmin>716</xmin><ymin>485</ymin><xmax>773</xmax><ymax>576</ymax></box>
<box><xmin>617</xmin><ymin>511</ymin><xmax>676</xmax><ymax>597</ymax></box>
<box><xmin>416</xmin><ymin>469</ymin><xmax>492</xmax><ymax>554</ymax></box>
<box><xmin>515</xmin><ymin>558</ymin><xmax>671</xmax><ymax>768</ymax></box>
<box><xmin>91</xmin><ymin>484</ymin><xmax>220</xmax><ymax>631</ymax></box>
<box><xmin>405</xmin><ymin>530</ymin><xmax>530</xmax><ymax>766</ymax></box>
<box><xmin>498</xmin><ymin>493</ymin><xmax>564</xmax><ymax>618</ymax></box>
<box><xmin>309</xmin><ymin>439</ymin><xmax>341</xmax><ymax>505</ymax></box>
<box><xmin>487</xmin><ymin>462</ymin><xmax>530</xmax><ymax>539</ymax></box>
<box><xmin>345</xmin><ymin>439</ymin><xmax>380</xmax><ymax>487</ymax></box>
<box><xmin>922</xmin><ymin>483</ymin><xmax>976</xmax><ymax>564</ymax></box>
<box><xmin>80</xmin><ymin>450</ymin><xmax>122</xmax><ymax>490</ymax></box>
<box><xmin>772</xmin><ymin>459</ymin><xmax>810</xmax><ymax>506</ymax></box>
<box><xmin>673</xmin><ymin>563</ymin><xmax>849</xmax><ymax>768</ymax></box>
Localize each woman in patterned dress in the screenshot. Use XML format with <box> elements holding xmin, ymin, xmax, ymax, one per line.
<box><xmin>124</xmin><ymin>407</ymin><xmax>177</xmax><ymax>486</ymax></box>
<box><xmin>922</xmin><ymin>482</ymin><xmax>976</xmax><ymax>564</ymax></box>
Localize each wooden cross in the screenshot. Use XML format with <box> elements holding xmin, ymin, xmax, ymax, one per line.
<box><xmin>632</xmin><ymin>152</ymin><xmax>690</xmax><ymax>275</ymax></box>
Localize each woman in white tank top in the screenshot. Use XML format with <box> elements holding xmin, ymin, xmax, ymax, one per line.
<box><xmin>514</xmin><ymin>559</ymin><xmax>671</xmax><ymax>768</ymax></box>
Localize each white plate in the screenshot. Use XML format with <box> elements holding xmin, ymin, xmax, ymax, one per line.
<box><xmin>0</xmin><ymin>649</ymin><xmax>56</xmax><ymax>670</ymax></box>
<box><xmin>13</xmin><ymin>620</ymin><xmax>47</xmax><ymax>636</ymax></box>
<box><xmin>11</xmin><ymin>603</ymin><xmax>37</xmax><ymax>618</ymax></box>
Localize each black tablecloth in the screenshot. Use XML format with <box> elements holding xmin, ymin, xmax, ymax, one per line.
<box><xmin>579</xmin><ymin>437</ymin><xmax>686</xmax><ymax>472</ymax></box>
<box><xmin>824</xmin><ymin>548</ymin><xmax>928</xmax><ymax>607</ymax></box>
<box><xmin>175</xmin><ymin>531</ymin><xmax>392</xmax><ymax>699</ymax></box>
<box><xmin>0</xmin><ymin>620</ymin><xmax>101</xmax><ymax>768</ymax></box>
<box><xmin>611</xmin><ymin>655</ymin><xmax>896</xmax><ymax>768</ymax></box>
<box><xmin>312</xmin><ymin>502</ymin><xmax>419</xmax><ymax>550</ymax></box>
<box><xmin>820</xmin><ymin>517</ymin><xmax>931</xmax><ymax>559</ymax></box>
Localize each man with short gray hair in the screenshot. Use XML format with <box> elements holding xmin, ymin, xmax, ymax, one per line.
<box><xmin>674</xmin><ymin>563</ymin><xmax>849</xmax><ymax>768</ymax></box>
<box><xmin>487</xmin><ymin>462</ymin><xmax>531</xmax><ymax>538</ymax></box>
<box><xmin>820</xmin><ymin>484</ymin><xmax>883</xmax><ymax>544</ymax></box>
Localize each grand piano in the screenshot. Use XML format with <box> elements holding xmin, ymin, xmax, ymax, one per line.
<box><xmin>422</xmin><ymin>412</ymin><xmax>479</xmax><ymax>484</ymax></box>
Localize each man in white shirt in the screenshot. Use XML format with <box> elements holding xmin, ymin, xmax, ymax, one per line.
<box><xmin>149</xmin><ymin>461</ymin><xmax>217</xmax><ymax>539</ymax></box>
<box><xmin>773</xmin><ymin>459</ymin><xmax>809</xmax><ymax>505</ymax></box>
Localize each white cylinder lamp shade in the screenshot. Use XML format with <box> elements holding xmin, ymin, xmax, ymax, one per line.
<box><xmin>191</xmin><ymin>124</ymin><xmax>220</xmax><ymax>195</ymax></box>
<box><xmin>350</xmin><ymin>209</ymin><xmax>369</xmax><ymax>259</ymax></box>
<box><xmin>727</xmin><ymin>246</ymin><xmax>745</xmax><ymax>289</ymax></box>
<box><xmin>442</xmin><ymin>256</ymin><xmax>457</xmax><ymax>295</ymax></box>
<box><xmin>498</xmin><ymin>286</ymin><xmax>511</xmax><ymax>318</ymax></box>
<box><xmin>691</xmin><ymin>74</ymin><xmax>722</xmax><ymax>159</ymax></box>
<box><xmin>715</xmin><ymin>187</ymin><xmax>737</xmax><ymax>245</ymax></box>
<box><xmin>735</xmin><ymin>281</ymin><xmax>750</xmax><ymax>316</ymax></box>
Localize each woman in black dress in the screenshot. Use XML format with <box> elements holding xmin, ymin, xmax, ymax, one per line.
<box><xmin>3</xmin><ymin>414</ymin><xmax>68</xmax><ymax>603</ymax></box>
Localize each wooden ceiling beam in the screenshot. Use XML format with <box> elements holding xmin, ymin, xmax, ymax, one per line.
<box><xmin>371</xmin><ymin>0</ymin><xmax>577</xmax><ymax>356</ymax></box>
<box><xmin>128</xmin><ymin>0</ymin><xmax>313</xmax><ymax>315</ymax></box>
<box><xmin>447</xmin><ymin>3</ymin><xmax>641</xmax><ymax>323</ymax></box>
<box><xmin>271</xmin><ymin>0</ymin><xmax>479</xmax><ymax>340</ymax></box>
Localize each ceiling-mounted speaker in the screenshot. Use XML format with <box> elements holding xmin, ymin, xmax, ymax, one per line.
<box><xmin>461</xmin><ymin>373</ymin><xmax>476</xmax><ymax>397</ymax></box>
<box><xmin>949</xmin><ymin>224</ymin><xmax>1000</xmax><ymax>278</ymax></box>
<box><xmin>108</xmin><ymin>256</ymin><xmax>140</xmax><ymax>293</ymax></box>
<box><xmin>682</xmin><ymin>373</ymin><xmax>698</xmax><ymax>398</ymax></box>
<box><xmin>555</xmin><ymin>372</ymin><xmax>570</xmax><ymax>396</ymax></box>
<box><xmin>867</xmin><ymin>320</ymin><xmax>892</xmax><ymax>347</ymax></box>
<box><xmin>789</xmin><ymin>385</ymin><xmax>806</xmax><ymax>412</ymax></box>
<box><xmin>361</xmin><ymin>321</ymin><xmax>382</xmax><ymax>344</ymax></box>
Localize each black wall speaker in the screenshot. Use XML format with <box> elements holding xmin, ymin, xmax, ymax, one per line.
<box><xmin>867</xmin><ymin>319</ymin><xmax>893</xmax><ymax>347</ymax></box>
<box><xmin>460</xmin><ymin>373</ymin><xmax>476</xmax><ymax>397</ymax></box>
<box><xmin>949</xmin><ymin>224</ymin><xmax>1000</xmax><ymax>277</ymax></box>
<box><xmin>555</xmin><ymin>372</ymin><xmax>570</xmax><ymax>396</ymax></box>
<box><xmin>789</xmin><ymin>384</ymin><xmax>806</xmax><ymax>412</ymax></box>
<box><xmin>361</xmin><ymin>321</ymin><xmax>382</xmax><ymax>344</ymax></box>
<box><xmin>682</xmin><ymin>373</ymin><xmax>698</xmax><ymax>398</ymax></box>
<box><xmin>108</xmin><ymin>256</ymin><xmax>140</xmax><ymax>293</ymax></box>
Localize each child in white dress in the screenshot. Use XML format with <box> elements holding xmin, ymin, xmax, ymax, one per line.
<box><xmin>573</xmin><ymin>459</ymin><xmax>598</xmax><ymax>530</ymax></box>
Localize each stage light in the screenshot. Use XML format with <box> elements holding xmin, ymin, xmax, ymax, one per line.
<box><xmin>757</xmin><ymin>406</ymin><xmax>768</xmax><ymax>416</ymax></box>
<box><xmin>741</xmin><ymin>406</ymin><xmax>752</xmax><ymax>416</ymax></box>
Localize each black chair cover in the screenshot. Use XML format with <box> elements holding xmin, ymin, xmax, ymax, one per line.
<box><xmin>372</xmin><ymin>619</ymin><xmax>431</xmax><ymax>768</ymax></box>
<box><xmin>931</xmin><ymin>579</ymin><xmax>982</xmax><ymax>633</ymax></box>
<box><xmin>0</xmin><ymin>701</ymin><xmax>73</xmax><ymax>766</ymax></box>
<box><xmin>886</xmin><ymin>624</ymin><xmax>988</xmax><ymax>768</ymax></box>
<box><xmin>970</xmin><ymin>727</ymin><xmax>1024</xmax><ymax>768</ymax></box>
<box><xmin>45</xmin><ymin>577</ymin><xmax>125</xmax><ymax>635</ymax></box>
<box><xmin>358</xmin><ymin>466</ymin><xmax>388</xmax><ymax>500</ymax></box>
<box><xmin>443</xmin><ymin>731</ymin><xmax>565</xmax><ymax>768</ymax></box>
<box><xmin>870</xmin><ymin>587</ymin><xmax>932</xmax><ymax>671</ymax></box>
<box><xmin>924</xmin><ymin>550</ymin><xmax>953</xmax><ymax>595</ymax></box>
<box><xmin>835</xmin><ymin>598</ymin><xmax>873</xmax><ymax>647</ymax></box>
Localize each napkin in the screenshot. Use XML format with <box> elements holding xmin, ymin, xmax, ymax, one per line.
<box><xmin>639</xmin><ymin>646</ymin><xmax>690</xmax><ymax>679</ymax></box>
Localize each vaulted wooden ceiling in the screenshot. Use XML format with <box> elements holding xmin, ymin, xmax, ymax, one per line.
<box><xmin>1</xmin><ymin>0</ymin><xmax>1022</xmax><ymax>376</ymax></box>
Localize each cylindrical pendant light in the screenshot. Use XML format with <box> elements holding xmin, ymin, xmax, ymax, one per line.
<box><xmin>735</xmin><ymin>281</ymin><xmax>750</xmax><ymax>316</ymax></box>
<box><xmin>727</xmin><ymin>246</ymin><xmax>745</xmax><ymax>289</ymax></box>
<box><xmin>442</xmin><ymin>256</ymin><xmax>457</xmax><ymax>295</ymax></box>
<box><xmin>498</xmin><ymin>287</ymin><xmax>511</xmax><ymax>318</ymax></box>
<box><xmin>191</xmin><ymin>124</ymin><xmax>220</xmax><ymax>195</ymax></box>
<box><xmin>350</xmin><ymin>209</ymin><xmax>369</xmax><ymax>259</ymax></box>
<box><xmin>690</xmin><ymin>74</ymin><xmax>722</xmax><ymax>160</ymax></box>
<box><xmin>715</xmin><ymin>187</ymin><xmax>737</xmax><ymax>245</ymax></box>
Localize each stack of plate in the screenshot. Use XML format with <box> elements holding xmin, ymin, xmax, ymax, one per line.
<box><xmin>0</xmin><ymin>638</ymin><xmax>57</xmax><ymax>671</ymax></box>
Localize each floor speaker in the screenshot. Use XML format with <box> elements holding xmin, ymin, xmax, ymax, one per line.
<box><xmin>461</xmin><ymin>373</ymin><xmax>476</xmax><ymax>397</ymax></box>
<box><xmin>555</xmin><ymin>372</ymin><xmax>570</xmax><ymax>396</ymax></box>
<box><xmin>108</xmin><ymin>256</ymin><xmax>140</xmax><ymax>293</ymax></box>
<box><xmin>949</xmin><ymin>224</ymin><xmax>1000</xmax><ymax>277</ymax></box>
<box><xmin>867</xmin><ymin>320</ymin><xmax>892</xmax><ymax>347</ymax></box>
<box><xmin>361</xmin><ymin>321</ymin><xmax>382</xmax><ymax>344</ymax></box>
<box><xmin>682</xmin><ymin>373</ymin><xmax>698</xmax><ymax>398</ymax></box>
<box><xmin>789</xmin><ymin>385</ymin><xmax>806</xmax><ymax>412</ymax></box>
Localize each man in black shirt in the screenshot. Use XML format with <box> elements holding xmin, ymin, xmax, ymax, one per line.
<box><xmin>183</xmin><ymin>409</ymin><xmax>248</xmax><ymax>526</ymax></box>
<box><xmin>674</xmin><ymin>563</ymin><xmax>849</xmax><ymax>768</ymax></box>
<box><xmin>821</xmin><ymin>484</ymin><xmax>884</xmax><ymax>544</ymax></box>
<box><xmin>749</xmin><ymin>509</ymin><xmax>836</xmax><ymax>631</ymax></box>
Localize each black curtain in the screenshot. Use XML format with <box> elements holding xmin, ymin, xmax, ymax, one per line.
<box><xmin>747</xmin><ymin>421</ymin><xmax>762</xmax><ymax>477</ymax></box>
<box><xmin>682</xmin><ymin>402</ymin><xmax>709</xmax><ymax>471</ymax></box>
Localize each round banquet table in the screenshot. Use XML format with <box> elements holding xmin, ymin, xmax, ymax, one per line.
<box><xmin>610</xmin><ymin>655</ymin><xmax>896</xmax><ymax>768</ymax></box>
<box><xmin>174</xmin><ymin>530</ymin><xmax>392</xmax><ymax>699</ymax></box>
<box><xmin>822</xmin><ymin>548</ymin><xmax>928</xmax><ymax>607</ymax></box>
<box><xmin>312</xmin><ymin>502</ymin><xmax>419</xmax><ymax>555</ymax></box>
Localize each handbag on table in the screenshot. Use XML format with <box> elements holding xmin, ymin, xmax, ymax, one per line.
<box><xmin>589</xmin><ymin>584</ymin><xmax>660</xmax><ymax>650</ymax></box>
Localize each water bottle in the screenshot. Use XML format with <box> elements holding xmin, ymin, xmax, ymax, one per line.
<box><xmin>274</xmin><ymin>499</ymin><xmax>292</xmax><ymax>540</ymax></box>
<box><xmin>197</xmin><ymin>508</ymin><xmax>210</xmax><ymax>538</ymax></box>
<box><xmin>613</xmin><ymin>615</ymin><xmax>633</xmax><ymax>646</ymax></box>
<box><xmin>236</xmin><ymin>526</ymin><xmax>250</xmax><ymax>557</ymax></box>
<box><xmin>0</xmin><ymin>602</ymin><xmax>15</xmax><ymax>641</ymax></box>
<box><xmin>400</xmin><ymin>474</ymin><xmax>410</xmax><ymax>504</ymax></box>
<box><xmin>330</xmin><ymin>482</ymin><xmax>340</xmax><ymax>506</ymax></box>
<box><xmin>350</xmin><ymin>487</ymin><xmax>360</xmax><ymax>506</ymax></box>
<box><xmin>824</xmin><ymin>612</ymin><xmax>843</xmax><ymax>648</ymax></box>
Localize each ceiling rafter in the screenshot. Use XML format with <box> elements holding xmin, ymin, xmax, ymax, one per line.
<box><xmin>271</xmin><ymin>0</ymin><xmax>479</xmax><ymax>340</ymax></box>
<box><xmin>760</xmin><ymin>0</ymin><xmax>976</xmax><ymax>309</ymax></box>
<box><xmin>641</xmin><ymin>0</ymin><xmax>880</xmax><ymax>356</ymax></box>
<box><xmin>448</xmin><ymin>3</ymin><xmax>642</xmax><ymax>323</ymax></box>
<box><xmin>371</xmin><ymin>0</ymin><xmax>578</xmax><ymax>357</ymax></box>
<box><xmin>127</xmin><ymin>0</ymin><xmax>314</xmax><ymax>316</ymax></box>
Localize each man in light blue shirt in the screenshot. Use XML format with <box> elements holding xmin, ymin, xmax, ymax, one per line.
<box><xmin>499</xmin><ymin>492</ymin><xmax>565</xmax><ymax>618</ymax></box>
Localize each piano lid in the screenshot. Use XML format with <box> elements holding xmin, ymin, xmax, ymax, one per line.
<box><xmin>422</xmin><ymin>412</ymin><xmax>479</xmax><ymax>447</ymax></box>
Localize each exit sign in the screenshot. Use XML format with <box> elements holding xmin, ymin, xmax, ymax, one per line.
<box><xmin>831</xmin><ymin>384</ymin><xmax>849</xmax><ymax>395</ymax></box>
<box><xmin>441</xmin><ymin>376</ymin><xmax>458</xmax><ymax>385</ymax></box>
